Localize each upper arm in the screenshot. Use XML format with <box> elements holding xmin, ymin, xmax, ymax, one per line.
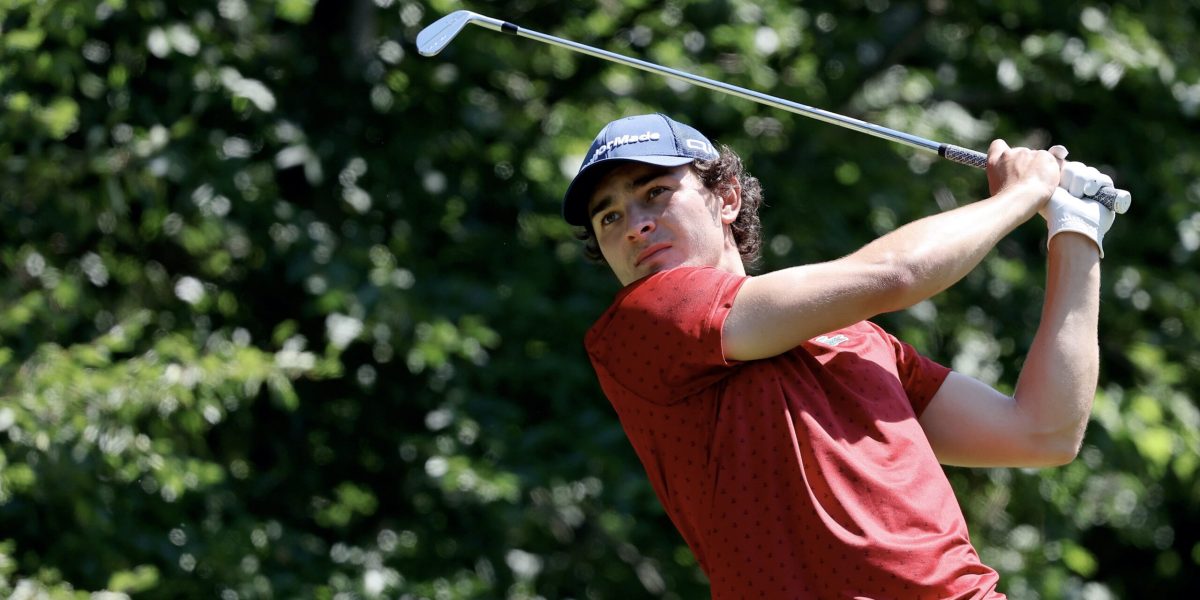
<box><xmin>722</xmin><ymin>257</ymin><xmax>913</xmax><ymax>361</ymax></box>
<box><xmin>919</xmin><ymin>371</ymin><xmax>1078</xmax><ymax>467</ymax></box>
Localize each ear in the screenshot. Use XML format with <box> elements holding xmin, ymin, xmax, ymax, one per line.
<box><xmin>718</xmin><ymin>177</ymin><xmax>742</xmax><ymax>225</ymax></box>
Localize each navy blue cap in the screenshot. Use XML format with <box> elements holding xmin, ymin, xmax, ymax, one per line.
<box><xmin>562</xmin><ymin>113</ymin><xmax>719</xmax><ymax>226</ymax></box>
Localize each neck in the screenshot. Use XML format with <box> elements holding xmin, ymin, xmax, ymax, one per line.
<box><xmin>717</xmin><ymin>237</ymin><xmax>747</xmax><ymax>276</ymax></box>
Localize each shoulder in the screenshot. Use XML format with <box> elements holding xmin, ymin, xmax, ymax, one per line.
<box><xmin>586</xmin><ymin>266</ymin><xmax>746</xmax><ymax>353</ymax></box>
<box><xmin>628</xmin><ymin>266</ymin><xmax>745</xmax><ymax>301</ymax></box>
<box><xmin>593</xmin><ymin>267</ymin><xmax>745</xmax><ymax>322</ymax></box>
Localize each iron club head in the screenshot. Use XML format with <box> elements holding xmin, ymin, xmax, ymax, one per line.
<box><xmin>416</xmin><ymin>10</ymin><xmax>478</xmax><ymax>57</ymax></box>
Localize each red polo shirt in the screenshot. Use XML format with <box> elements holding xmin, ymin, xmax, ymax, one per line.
<box><xmin>586</xmin><ymin>266</ymin><xmax>1003</xmax><ymax>599</ymax></box>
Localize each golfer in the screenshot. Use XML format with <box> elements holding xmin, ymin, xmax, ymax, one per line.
<box><xmin>562</xmin><ymin>113</ymin><xmax>1118</xmax><ymax>598</ymax></box>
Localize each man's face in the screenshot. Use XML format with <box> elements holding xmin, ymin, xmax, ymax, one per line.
<box><xmin>586</xmin><ymin>162</ymin><xmax>737</xmax><ymax>286</ymax></box>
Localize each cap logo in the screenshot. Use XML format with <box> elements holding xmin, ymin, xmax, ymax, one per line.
<box><xmin>587</xmin><ymin>131</ymin><xmax>662</xmax><ymax>165</ymax></box>
<box><xmin>686</xmin><ymin>138</ymin><xmax>716</xmax><ymax>157</ymax></box>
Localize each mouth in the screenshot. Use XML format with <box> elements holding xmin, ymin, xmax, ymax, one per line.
<box><xmin>635</xmin><ymin>243</ymin><xmax>671</xmax><ymax>267</ymax></box>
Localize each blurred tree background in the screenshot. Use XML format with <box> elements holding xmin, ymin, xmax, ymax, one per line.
<box><xmin>1</xmin><ymin>0</ymin><xmax>1197</xmax><ymax>597</ymax></box>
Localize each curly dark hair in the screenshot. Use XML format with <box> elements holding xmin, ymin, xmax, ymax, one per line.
<box><xmin>574</xmin><ymin>144</ymin><xmax>765</xmax><ymax>271</ymax></box>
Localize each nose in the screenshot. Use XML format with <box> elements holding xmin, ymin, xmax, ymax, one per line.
<box><xmin>625</xmin><ymin>206</ymin><xmax>655</xmax><ymax>242</ymax></box>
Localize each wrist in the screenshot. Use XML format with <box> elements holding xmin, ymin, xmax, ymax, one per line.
<box><xmin>996</xmin><ymin>180</ymin><xmax>1053</xmax><ymax>213</ymax></box>
<box><xmin>1048</xmin><ymin>231</ymin><xmax>1101</xmax><ymax>257</ymax></box>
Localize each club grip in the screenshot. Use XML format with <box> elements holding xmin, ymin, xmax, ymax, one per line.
<box><xmin>939</xmin><ymin>143</ymin><xmax>989</xmax><ymax>169</ymax></box>
<box><xmin>938</xmin><ymin>144</ymin><xmax>1130</xmax><ymax>214</ymax></box>
<box><xmin>1088</xmin><ymin>186</ymin><xmax>1132</xmax><ymax>214</ymax></box>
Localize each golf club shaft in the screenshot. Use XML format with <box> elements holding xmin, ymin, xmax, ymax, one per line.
<box><xmin>422</xmin><ymin>12</ymin><xmax>1129</xmax><ymax>213</ymax></box>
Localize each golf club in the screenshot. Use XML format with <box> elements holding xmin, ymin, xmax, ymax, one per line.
<box><xmin>417</xmin><ymin>10</ymin><xmax>1131</xmax><ymax>214</ymax></box>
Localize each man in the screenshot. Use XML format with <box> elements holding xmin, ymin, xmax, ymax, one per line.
<box><xmin>561</xmin><ymin>113</ymin><xmax>1119</xmax><ymax>598</ymax></box>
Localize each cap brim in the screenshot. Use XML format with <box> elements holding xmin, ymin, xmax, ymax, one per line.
<box><xmin>561</xmin><ymin>155</ymin><xmax>696</xmax><ymax>226</ymax></box>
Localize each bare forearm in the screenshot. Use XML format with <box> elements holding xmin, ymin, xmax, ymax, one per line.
<box><xmin>1013</xmin><ymin>233</ymin><xmax>1101</xmax><ymax>459</ymax></box>
<box><xmin>857</xmin><ymin>182</ymin><xmax>1046</xmax><ymax>311</ymax></box>
<box><xmin>724</xmin><ymin>183</ymin><xmax>1047</xmax><ymax>361</ymax></box>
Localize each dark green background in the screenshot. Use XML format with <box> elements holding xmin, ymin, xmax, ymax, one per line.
<box><xmin>2</xmin><ymin>0</ymin><xmax>1198</xmax><ymax>597</ymax></box>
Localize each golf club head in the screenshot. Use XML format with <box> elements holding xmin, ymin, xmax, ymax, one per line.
<box><xmin>417</xmin><ymin>10</ymin><xmax>477</xmax><ymax>56</ymax></box>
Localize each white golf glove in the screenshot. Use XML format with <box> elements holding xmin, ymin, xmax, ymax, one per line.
<box><xmin>1040</xmin><ymin>149</ymin><xmax>1116</xmax><ymax>258</ymax></box>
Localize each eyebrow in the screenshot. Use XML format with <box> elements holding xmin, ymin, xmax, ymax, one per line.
<box><xmin>588</xmin><ymin>197</ymin><xmax>612</xmax><ymax>222</ymax></box>
<box><xmin>587</xmin><ymin>168</ymin><xmax>673</xmax><ymax>222</ymax></box>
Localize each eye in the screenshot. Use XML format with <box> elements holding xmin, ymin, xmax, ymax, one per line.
<box><xmin>598</xmin><ymin>211</ymin><xmax>620</xmax><ymax>227</ymax></box>
<box><xmin>647</xmin><ymin>186</ymin><xmax>669</xmax><ymax>199</ymax></box>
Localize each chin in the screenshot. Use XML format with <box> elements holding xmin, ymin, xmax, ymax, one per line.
<box><xmin>638</xmin><ymin>260</ymin><xmax>679</xmax><ymax>278</ymax></box>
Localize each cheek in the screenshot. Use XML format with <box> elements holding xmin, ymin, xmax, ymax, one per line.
<box><xmin>599</xmin><ymin>242</ymin><xmax>616</xmax><ymax>264</ymax></box>
<box><xmin>596</xmin><ymin>229</ymin><xmax>623</xmax><ymax>259</ymax></box>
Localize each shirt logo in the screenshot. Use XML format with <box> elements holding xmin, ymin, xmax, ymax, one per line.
<box><xmin>814</xmin><ymin>334</ymin><xmax>850</xmax><ymax>347</ymax></box>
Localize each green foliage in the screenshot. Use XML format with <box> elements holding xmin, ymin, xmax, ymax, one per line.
<box><xmin>1</xmin><ymin>0</ymin><xmax>1198</xmax><ymax>598</ymax></box>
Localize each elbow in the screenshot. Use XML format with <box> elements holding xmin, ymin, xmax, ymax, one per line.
<box><xmin>1027</xmin><ymin>428</ymin><xmax>1086</xmax><ymax>467</ymax></box>
<box><xmin>1037</xmin><ymin>444</ymin><xmax>1080</xmax><ymax>467</ymax></box>
<box><xmin>874</xmin><ymin>252</ymin><xmax>924</xmax><ymax>311</ymax></box>
<box><xmin>1017</xmin><ymin>394</ymin><xmax>1095</xmax><ymax>468</ymax></box>
<box><xmin>835</xmin><ymin>246</ymin><xmax>930</xmax><ymax>314</ymax></box>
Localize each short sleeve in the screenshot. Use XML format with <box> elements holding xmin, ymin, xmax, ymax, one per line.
<box><xmin>876</xmin><ymin>325</ymin><xmax>952</xmax><ymax>417</ymax></box>
<box><xmin>586</xmin><ymin>267</ymin><xmax>746</xmax><ymax>404</ymax></box>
